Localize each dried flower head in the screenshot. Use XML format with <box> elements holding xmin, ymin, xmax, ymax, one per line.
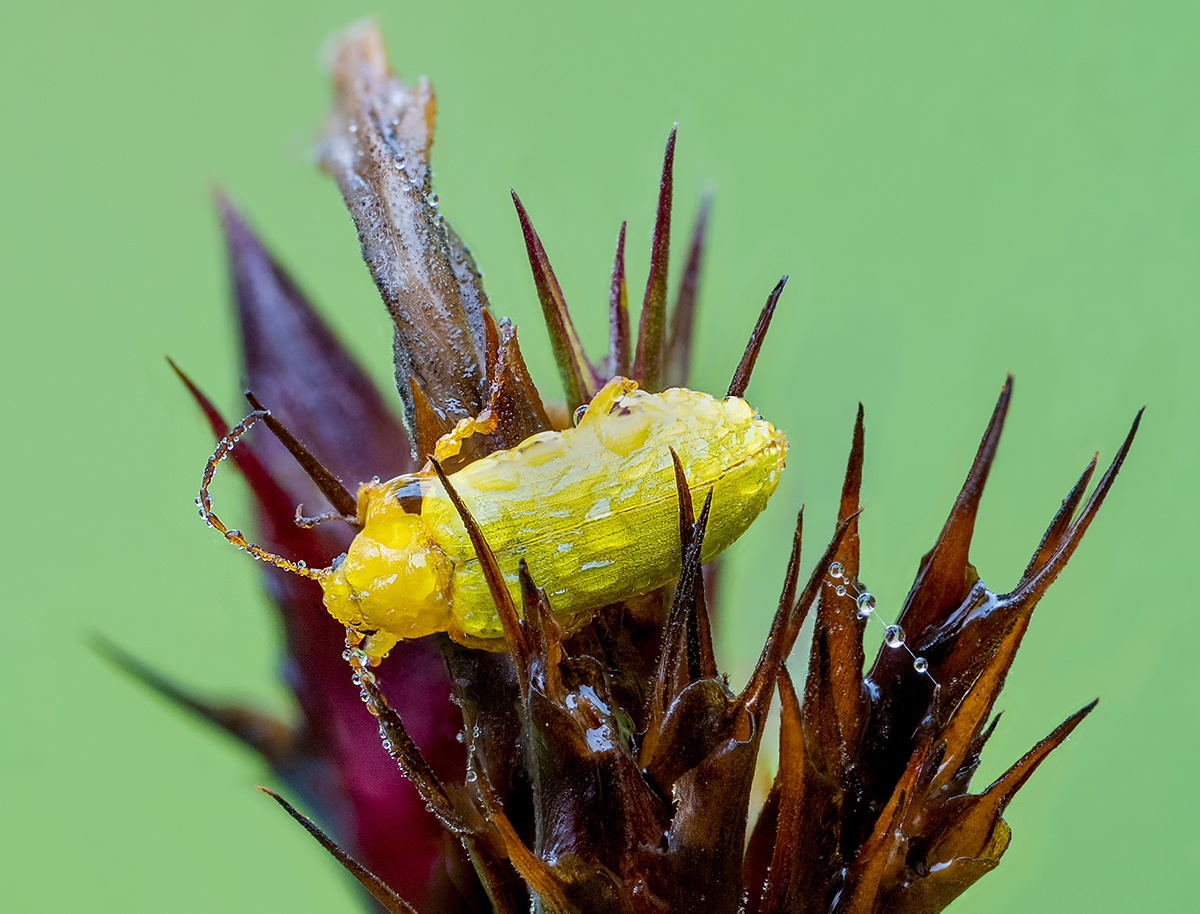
<box><xmin>108</xmin><ymin>21</ymin><xmax>1140</xmax><ymax>914</ymax></box>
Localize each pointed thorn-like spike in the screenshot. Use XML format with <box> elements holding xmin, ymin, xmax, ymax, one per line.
<box><xmin>692</xmin><ymin>576</ymin><xmax>717</xmax><ymax>680</ymax></box>
<box><xmin>784</xmin><ymin>510</ymin><xmax>861</xmax><ymax>659</ymax></box>
<box><xmin>408</xmin><ymin>376</ymin><xmax>455</xmax><ymax>460</ymax></box>
<box><xmin>353</xmin><ymin>667</ymin><xmax>472</xmax><ymax>835</ymax></box>
<box><xmin>429</xmin><ymin>459</ymin><xmax>529</xmax><ymax>691</ymax></box>
<box><xmin>665</xmin><ymin>191</ymin><xmax>712</xmax><ymax>388</ymax></box>
<box><xmin>901</xmin><ymin>375</ymin><xmax>1013</xmax><ymax>634</ymax></box>
<box><xmin>984</xmin><ymin>699</ymin><xmax>1098</xmax><ymax>811</ymax></box>
<box><xmin>980</xmin><ymin>711</ymin><xmax>1002</xmax><ymax>742</ymax></box>
<box><xmin>167</xmin><ymin>356</ymin><xmax>227</xmax><ymax>435</ymax></box>
<box><xmin>675</xmin><ymin>488</ymin><xmax>714</xmax><ymax>611</ymax></box>
<box><xmin>518</xmin><ymin>559</ymin><xmax>565</xmax><ymax>702</ymax></box>
<box><xmin>257</xmin><ymin>788</ymin><xmax>420</xmax><ymax>914</ymax></box>
<box><xmin>683</xmin><ymin>489</ymin><xmax>715</xmax><ymax>681</ymax></box>
<box><xmin>842</xmin><ymin>403</ymin><xmax>865</xmax><ymax>518</ymax></box>
<box><xmin>670</xmin><ymin>447</ymin><xmax>697</xmax><ymax>543</ymax></box>
<box><xmin>657</xmin><ymin>487</ymin><xmax>713</xmax><ymax>703</ymax></box>
<box><xmin>925</xmin><ymin>703</ymin><xmax>1095</xmax><ymax>870</ymax></box>
<box><xmin>802</xmin><ymin>404</ymin><xmax>870</xmax><ymax>779</ymax></box>
<box><xmin>759</xmin><ymin>666</ymin><xmax>805</xmax><ymax>914</ymax></box>
<box><xmin>679</xmin><ymin>460</ymin><xmax>717</xmax><ymax>684</ymax></box>
<box><xmin>481</xmin><ymin>306</ymin><xmax>501</xmax><ymax>381</ymax></box>
<box><xmin>740</xmin><ymin>508</ymin><xmax>804</xmax><ymax>717</ymax></box>
<box><xmin>608</xmin><ymin>221</ymin><xmax>630</xmax><ymax>379</ymax></box>
<box><xmin>667</xmin><ymin>450</ymin><xmax>715</xmax><ymax>679</ymax></box>
<box><xmin>1009</xmin><ymin>408</ymin><xmax>1143</xmax><ymax>605</ymax></box>
<box><xmin>727</xmin><ymin>276</ymin><xmax>788</xmax><ymax>399</ymax></box>
<box><xmin>93</xmin><ymin>635</ymin><xmax>297</xmax><ymax>768</ymax></box>
<box><xmin>1021</xmin><ymin>454</ymin><xmax>1098</xmax><ymax>582</ymax></box>
<box><xmin>742</xmin><ymin>508</ymin><xmax>863</xmax><ymax>731</ymax></box>
<box><xmin>510</xmin><ymin>189</ymin><xmax>598</xmax><ymax>410</ymax></box>
<box><xmin>243</xmin><ymin>390</ymin><xmax>358</xmax><ymax>521</ymax></box>
<box><xmin>681</xmin><ymin>490</ymin><xmax>714</xmax><ymax>684</ymax></box>
<box><xmin>517</xmin><ymin>558</ymin><xmax>544</xmax><ymax>647</ymax></box>
<box><xmin>633</xmin><ymin>125</ymin><xmax>677</xmax><ymax>392</ymax></box>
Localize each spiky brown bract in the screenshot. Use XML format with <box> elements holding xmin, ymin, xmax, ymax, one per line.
<box><xmin>139</xmin><ymin>20</ymin><xmax>1140</xmax><ymax>914</ymax></box>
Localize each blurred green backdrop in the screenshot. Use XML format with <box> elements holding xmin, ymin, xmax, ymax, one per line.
<box><xmin>1</xmin><ymin>1</ymin><xmax>1195</xmax><ymax>910</ymax></box>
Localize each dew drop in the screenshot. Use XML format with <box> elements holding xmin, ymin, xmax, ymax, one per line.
<box><xmin>835</xmin><ymin>585</ymin><xmax>847</xmax><ymax>597</ymax></box>
<box><xmin>913</xmin><ymin>657</ymin><xmax>929</xmax><ymax>674</ymax></box>
<box><xmin>572</xmin><ymin>404</ymin><xmax>588</xmax><ymax>426</ymax></box>
<box><xmin>393</xmin><ymin>154</ymin><xmax>406</xmax><ymax>170</ymax></box>
<box><xmin>855</xmin><ymin>591</ymin><xmax>875</xmax><ymax>619</ymax></box>
<box><xmin>885</xmin><ymin>625</ymin><xmax>906</xmax><ymax>648</ymax></box>
<box><xmin>829</xmin><ymin>561</ymin><xmax>844</xmax><ymax>579</ymax></box>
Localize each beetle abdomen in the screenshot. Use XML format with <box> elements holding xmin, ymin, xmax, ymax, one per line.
<box><xmin>422</xmin><ymin>378</ymin><xmax>787</xmax><ymax>641</ymax></box>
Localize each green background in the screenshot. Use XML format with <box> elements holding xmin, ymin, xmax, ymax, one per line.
<box><xmin>2</xmin><ymin>1</ymin><xmax>1195</xmax><ymax>910</ymax></box>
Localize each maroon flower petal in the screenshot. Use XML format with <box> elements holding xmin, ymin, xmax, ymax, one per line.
<box><xmin>202</xmin><ymin>196</ymin><xmax>475</xmax><ymax>909</ymax></box>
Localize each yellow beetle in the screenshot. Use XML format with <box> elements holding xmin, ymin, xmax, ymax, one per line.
<box><xmin>202</xmin><ymin>376</ymin><xmax>786</xmax><ymax>659</ymax></box>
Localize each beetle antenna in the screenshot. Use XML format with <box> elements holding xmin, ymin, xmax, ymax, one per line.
<box><xmin>197</xmin><ymin>409</ymin><xmax>323</xmax><ymax>581</ymax></box>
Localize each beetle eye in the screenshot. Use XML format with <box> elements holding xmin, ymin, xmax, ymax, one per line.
<box><xmin>390</xmin><ymin>478</ymin><xmax>425</xmax><ymax>513</ymax></box>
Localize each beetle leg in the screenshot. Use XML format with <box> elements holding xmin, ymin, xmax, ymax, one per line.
<box><xmin>293</xmin><ymin>504</ymin><xmax>359</xmax><ymax>529</ymax></box>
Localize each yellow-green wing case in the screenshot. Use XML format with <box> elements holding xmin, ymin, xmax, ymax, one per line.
<box><xmin>421</xmin><ymin>379</ymin><xmax>787</xmax><ymax>640</ymax></box>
